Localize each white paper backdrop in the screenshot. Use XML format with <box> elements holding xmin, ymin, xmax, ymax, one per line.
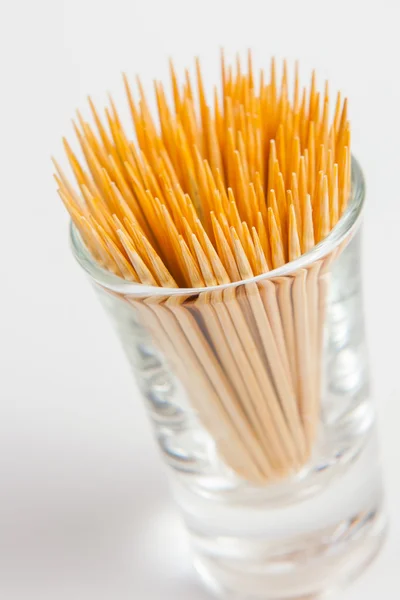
<box><xmin>0</xmin><ymin>1</ymin><xmax>399</xmax><ymax>598</ymax></box>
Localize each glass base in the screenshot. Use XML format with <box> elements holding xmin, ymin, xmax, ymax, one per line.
<box><xmin>192</xmin><ymin>507</ymin><xmax>386</xmax><ymax>599</ymax></box>
<box><xmin>174</xmin><ymin>433</ymin><xmax>385</xmax><ymax>600</ymax></box>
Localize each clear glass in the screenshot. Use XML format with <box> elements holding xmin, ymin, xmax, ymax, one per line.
<box><xmin>70</xmin><ymin>157</ymin><xmax>386</xmax><ymax>600</ymax></box>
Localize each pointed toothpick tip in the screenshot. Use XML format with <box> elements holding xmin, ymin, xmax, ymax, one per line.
<box><xmin>55</xmin><ymin>53</ymin><xmax>350</xmax><ymax>287</ymax></box>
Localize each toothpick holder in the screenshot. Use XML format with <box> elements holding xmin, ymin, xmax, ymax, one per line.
<box><xmin>71</xmin><ymin>158</ymin><xmax>386</xmax><ymax>600</ymax></box>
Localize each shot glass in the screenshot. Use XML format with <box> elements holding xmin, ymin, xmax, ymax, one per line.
<box><xmin>70</xmin><ymin>157</ymin><xmax>386</xmax><ymax>600</ymax></box>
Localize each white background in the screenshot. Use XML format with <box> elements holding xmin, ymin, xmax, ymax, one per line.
<box><xmin>0</xmin><ymin>1</ymin><xmax>399</xmax><ymax>598</ymax></box>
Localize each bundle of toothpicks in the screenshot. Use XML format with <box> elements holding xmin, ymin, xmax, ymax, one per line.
<box><xmin>54</xmin><ymin>51</ymin><xmax>351</xmax><ymax>484</ymax></box>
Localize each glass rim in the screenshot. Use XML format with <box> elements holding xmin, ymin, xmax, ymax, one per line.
<box><xmin>70</xmin><ymin>155</ymin><xmax>365</xmax><ymax>297</ymax></box>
